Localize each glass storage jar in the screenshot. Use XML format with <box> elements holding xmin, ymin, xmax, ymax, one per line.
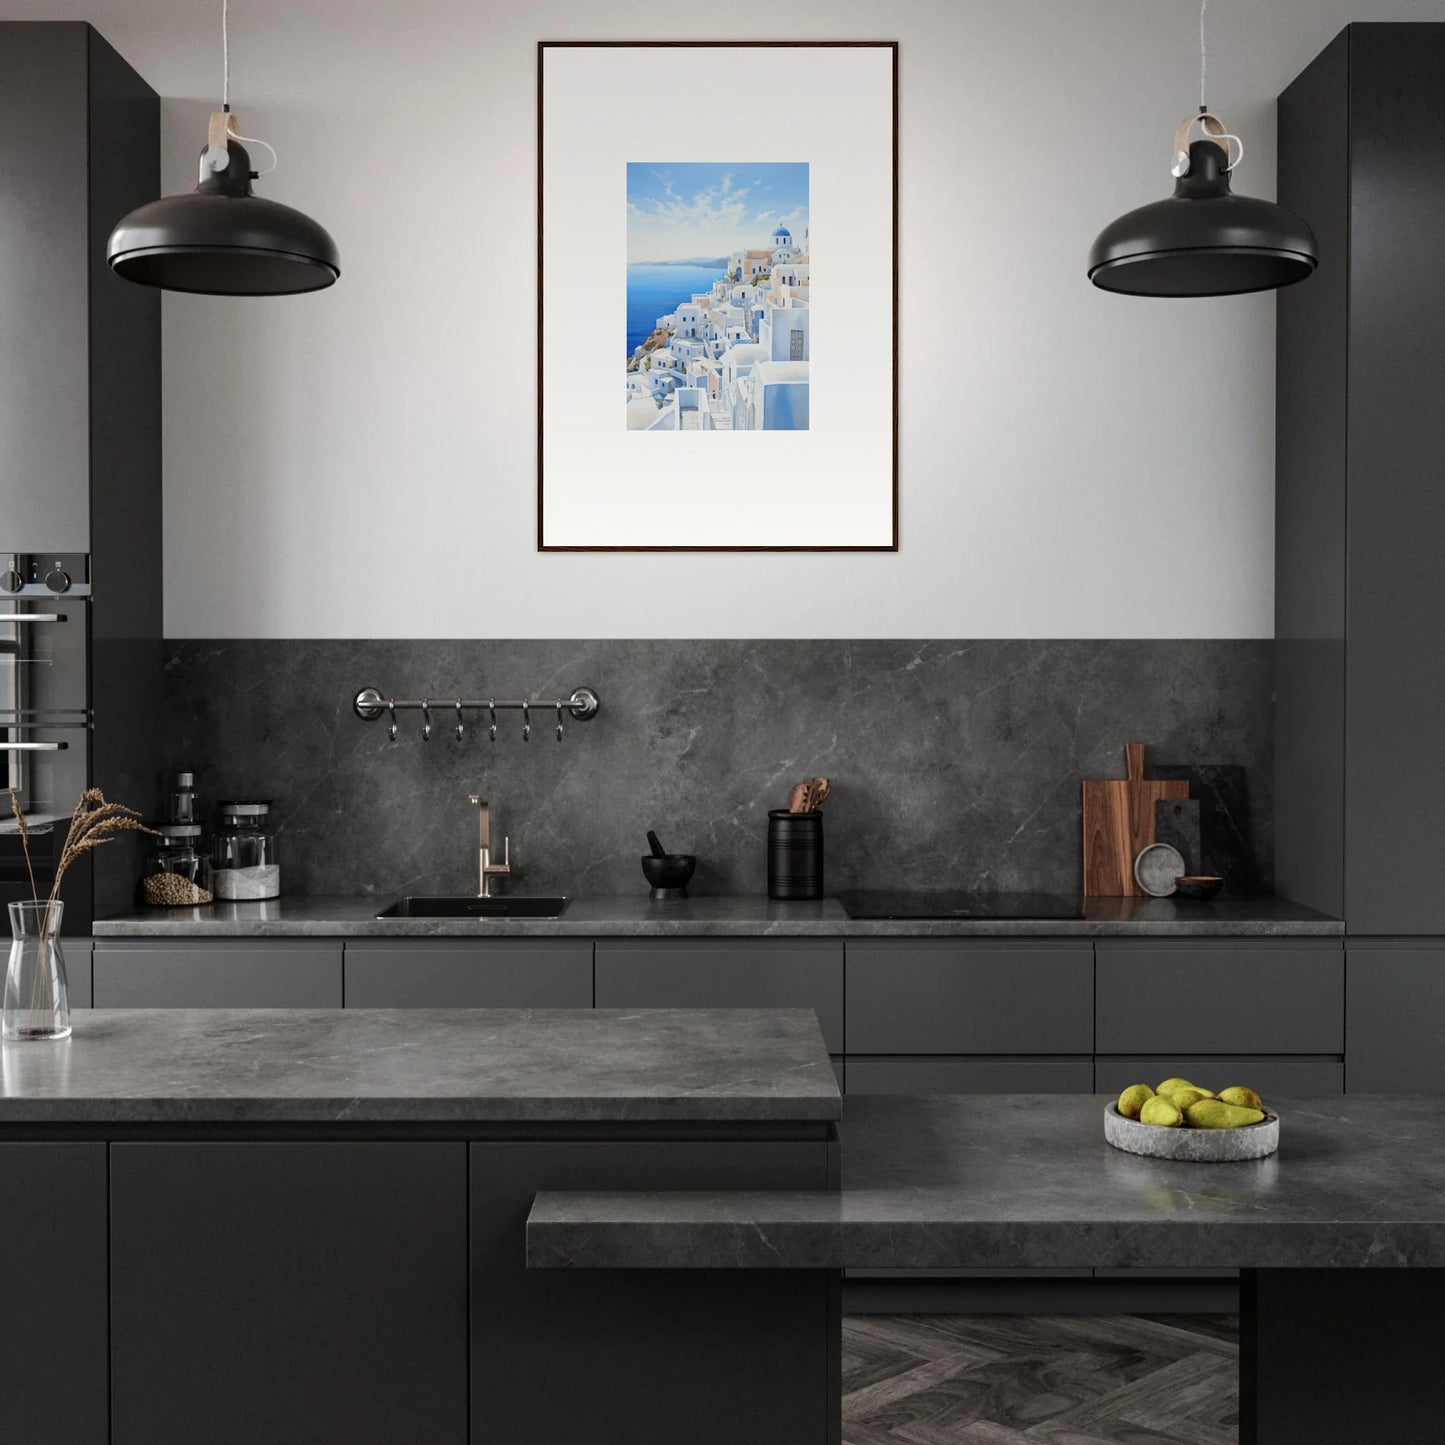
<box><xmin>160</xmin><ymin>770</ymin><xmax>199</xmax><ymax>825</ymax></box>
<box><xmin>141</xmin><ymin>825</ymin><xmax>214</xmax><ymax>907</ymax></box>
<box><xmin>211</xmin><ymin>801</ymin><xmax>281</xmax><ymax>901</ymax></box>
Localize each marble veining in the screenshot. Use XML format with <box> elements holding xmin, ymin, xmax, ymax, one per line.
<box><xmin>0</xmin><ymin>1008</ymin><xmax>840</xmax><ymax>1123</ymax></box>
<box><xmin>92</xmin><ymin>892</ymin><xmax>1341</xmax><ymax>937</ymax></box>
<box><xmin>161</xmin><ymin>639</ymin><xmax>1274</xmax><ymax>900</ymax></box>
<box><xmin>527</xmin><ymin>1094</ymin><xmax>1445</xmax><ymax>1270</ymax></box>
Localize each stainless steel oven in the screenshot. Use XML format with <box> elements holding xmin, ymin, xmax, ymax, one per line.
<box><xmin>0</xmin><ymin>555</ymin><xmax>92</xmax><ymax>922</ymax></box>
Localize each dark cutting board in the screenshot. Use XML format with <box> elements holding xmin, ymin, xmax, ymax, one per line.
<box><xmin>1082</xmin><ymin>743</ymin><xmax>1189</xmax><ymax>896</ymax></box>
<box><xmin>1145</xmin><ymin>763</ymin><xmax>1260</xmax><ymax>895</ymax></box>
<box><xmin>1154</xmin><ymin>797</ymin><xmax>1202</xmax><ymax>876</ymax></box>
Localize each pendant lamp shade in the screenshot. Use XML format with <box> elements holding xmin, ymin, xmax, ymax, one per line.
<box><xmin>1088</xmin><ymin>138</ymin><xmax>1316</xmax><ymax>297</ymax></box>
<box><xmin>108</xmin><ymin>137</ymin><xmax>339</xmax><ymax>296</ymax></box>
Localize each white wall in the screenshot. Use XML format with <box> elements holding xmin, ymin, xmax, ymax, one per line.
<box><xmin>3</xmin><ymin>0</ymin><xmax>1441</xmax><ymax>638</ymax></box>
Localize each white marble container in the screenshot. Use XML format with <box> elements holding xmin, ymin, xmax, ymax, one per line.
<box><xmin>1104</xmin><ymin>1102</ymin><xmax>1280</xmax><ymax>1161</ymax></box>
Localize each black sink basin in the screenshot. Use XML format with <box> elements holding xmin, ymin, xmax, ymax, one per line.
<box><xmin>376</xmin><ymin>896</ymin><xmax>569</xmax><ymax>919</ymax></box>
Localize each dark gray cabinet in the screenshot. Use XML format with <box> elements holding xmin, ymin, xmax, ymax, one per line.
<box><xmin>847</xmin><ymin>1057</ymin><xmax>1093</xmax><ymax>1094</ymax></box>
<box><xmin>62</xmin><ymin>938</ymin><xmax>92</xmax><ymax>1007</ymax></box>
<box><xmin>0</xmin><ymin>22</ymin><xmax>158</xmax><ymax>550</ymax></box>
<box><xmin>846</xmin><ymin>941</ymin><xmax>1093</xmax><ymax>1055</ymax></box>
<box><xmin>1094</xmin><ymin>1056</ymin><xmax>1344</xmax><ymax>1097</ymax></box>
<box><xmin>1095</xmin><ymin>942</ymin><xmax>1343</xmax><ymax>1055</ymax></box>
<box><xmin>94</xmin><ymin>940</ymin><xmax>343</xmax><ymax>1007</ymax></box>
<box><xmin>1277</xmin><ymin>24</ymin><xmax>1445</xmax><ymax>935</ymax></box>
<box><xmin>0</xmin><ymin>1144</ymin><xmax>108</xmax><ymax>1445</ymax></box>
<box><xmin>471</xmin><ymin>1139</ymin><xmax>834</xmax><ymax>1445</ymax></box>
<box><xmin>110</xmin><ymin>1142</ymin><xmax>468</xmax><ymax>1445</ymax></box>
<box><xmin>344</xmin><ymin>939</ymin><xmax>592</xmax><ymax>1008</ymax></box>
<box><xmin>1346</xmin><ymin>944</ymin><xmax>1445</xmax><ymax>1092</ymax></box>
<box><xmin>595</xmin><ymin>940</ymin><xmax>844</xmax><ymax>1053</ymax></box>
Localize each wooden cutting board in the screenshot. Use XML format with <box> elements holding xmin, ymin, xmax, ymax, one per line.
<box><xmin>1082</xmin><ymin>742</ymin><xmax>1189</xmax><ymax>896</ymax></box>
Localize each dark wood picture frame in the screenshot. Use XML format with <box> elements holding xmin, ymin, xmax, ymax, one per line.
<box><xmin>537</xmin><ymin>40</ymin><xmax>899</xmax><ymax>553</ymax></box>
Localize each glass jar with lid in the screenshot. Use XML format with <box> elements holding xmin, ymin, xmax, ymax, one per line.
<box><xmin>141</xmin><ymin>825</ymin><xmax>214</xmax><ymax>907</ymax></box>
<box><xmin>160</xmin><ymin>770</ymin><xmax>199</xmax><ymax>825</ymax></box>
<box><xmin>211</xmin><ymin>800</ymin><xmax>281</xmax><ymax>901</ymax></box>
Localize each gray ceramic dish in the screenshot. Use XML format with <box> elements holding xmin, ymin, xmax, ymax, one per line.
<box><xmin>1104</xmin><ymin>1103</ymin><xmax>1280</xmax><ymax>1161</ymax></box>
<box><xmin>1134</xmin><ymin>842</ymin><xmax>1186</xmax><ymax>897</ymax></box>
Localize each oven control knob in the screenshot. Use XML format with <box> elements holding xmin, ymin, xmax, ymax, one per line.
<box><xmin>0</xmin><ymin>569</ymin><xmax>21</xmax><ymax>594</ymax></box>
<box><xmin>44</xmin><ymin>568</ymin><xmax>71</xmax><ymax>594</ymax></box>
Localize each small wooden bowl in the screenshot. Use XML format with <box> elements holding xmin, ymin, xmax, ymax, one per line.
<box><xmin>1173</xmin><ymin>875</ymin><xmax>1224</xmax><ymax>901</ymax></box>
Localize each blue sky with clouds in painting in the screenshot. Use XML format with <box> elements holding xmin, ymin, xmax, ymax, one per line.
<box><xmin>626</xmin><ymin>162</ymin><xmax>809</xmax><ymax>264</ymax></box>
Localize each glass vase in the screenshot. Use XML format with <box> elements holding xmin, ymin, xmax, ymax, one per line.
<box><xmin>4</xmin><ymin>901</ymin><xmax>71</xmax><ymax>1042</ymax></box>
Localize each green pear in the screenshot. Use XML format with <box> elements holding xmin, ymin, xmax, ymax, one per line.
<box><xmin>1140</xmin><ymin>1096</ymin><xmax>1185</xmax><ymax>1127</ymax></box>
<box><xmin>1117</xmin><ymin>1084</ymin><xmax>1154</xmax><ymax>1119</ymax></box>
<box><xmin>1218</xmin><ymin>1086</ymin><xmax>1264</xmax><ymax>1111</ymax></box>
<box><xmin>1156</xmin><ymin>1077</ymin><xmax>1198</xmax><ymax>1096</ymax></box>
<box><xmin>1162</xmin><ymin>1086</ymin><xmax>1212</xmax><ymax>1111</ymax></box>
<box><xmin>1185</xmin><ymin>1099</ymin><xmax>1266</xmax><ymax>1129</ymax></box>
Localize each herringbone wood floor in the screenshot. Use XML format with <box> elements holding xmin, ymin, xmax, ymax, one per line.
<box><xmin>842</xmin><ymin>1314</ymin><xmax>1239</xmax><ymax>1444</ymax></box>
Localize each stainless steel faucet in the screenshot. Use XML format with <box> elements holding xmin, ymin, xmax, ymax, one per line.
<box><xmin>467</xmin><ymin>795</ymin><xmax>511</xmax><ymax>897</ymax></box>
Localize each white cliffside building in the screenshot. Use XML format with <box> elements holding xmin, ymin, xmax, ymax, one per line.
<box><xmin>629</xmin><ymin>221</ymin><xmax>810</xmax><ymax>431</ymax></box>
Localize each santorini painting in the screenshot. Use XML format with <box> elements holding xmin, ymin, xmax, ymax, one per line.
<box><xmin>626</xmin><ymin>163</ymin><xmax>810</xmax><ymax>432</ymax></box>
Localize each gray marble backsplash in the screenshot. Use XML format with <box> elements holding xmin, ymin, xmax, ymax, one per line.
<box><xmin>160</xmin><ymin>640</ymin><xmax>1273</xmax><ymax>900</ymax></box>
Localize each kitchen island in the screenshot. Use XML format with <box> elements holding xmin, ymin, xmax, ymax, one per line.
<box><xmin>533</xmin><ymin>1093</ymin><xmax>1445</xmax><ymax>1445</ymax></box>
<box><xmin>0</xmin><ymin>1007</ymin><xmax>841</xmax><ymax>1445</ymax></box>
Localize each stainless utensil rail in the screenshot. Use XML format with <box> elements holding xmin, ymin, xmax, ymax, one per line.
<box><xmin>352</xmin><ymin>685</ymin><xmax>600</xmax><ymax>743</ymax></box>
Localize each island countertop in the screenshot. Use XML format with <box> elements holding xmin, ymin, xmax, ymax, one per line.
<box><xmin>90</xmin><ymin>893</ymin><xmax>1343</xmax><ymax>938</ymax></box>
<box><xmin>0</xmin><ymin>1008</ymin><xmax>841</xmax><ymax>1125</ymax></box>
<box><xmin>528</xmin><ymin>1094</ymin><xmax>1445</xmax><ymax>1271</ymax></box>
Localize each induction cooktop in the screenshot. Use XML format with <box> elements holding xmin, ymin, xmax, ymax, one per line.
<box><xmin>836</xmin><ymin>891</ymin><xmax>1085</xmax><ymax>921</ymax></box>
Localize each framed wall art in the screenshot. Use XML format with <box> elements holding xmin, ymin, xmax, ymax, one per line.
<box><xmin>538</xmin><ymin>41</ymin><xmax>898</xmax><ymax>551</ymax></box>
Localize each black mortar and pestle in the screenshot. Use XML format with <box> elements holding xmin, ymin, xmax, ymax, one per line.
<box><xmin>642</xmin><ymin>830</ymin><xmax>696</xmax><ymax>901</ymax></box>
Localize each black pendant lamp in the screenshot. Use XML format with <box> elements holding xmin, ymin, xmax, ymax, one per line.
<box><xmin>107</xmin><ymin>1</ymin><xmax>338</xmax><ymax>296</ymax></box>
<box><xmin>1087</xmin><ymin>1</ymin><xmax>1316</xmax><ymax>297</ymax></box>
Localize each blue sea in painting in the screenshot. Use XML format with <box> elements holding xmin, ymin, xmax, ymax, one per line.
<box><xmin>626</xmin><ymin>263</ymin><xmax>725</xmax><ymax>356</ymax></box>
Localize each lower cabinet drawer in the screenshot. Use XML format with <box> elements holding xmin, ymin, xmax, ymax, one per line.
<box><xmin>846</xmin><ymin>942</ymin><xmax>1093</xmax><ymax>1055</ymax></box>
<box><xmin>845</xmin><ymin>1058</ymin><xmax>1094</xmax><ymax>1094</ymax></box>
<box><xmin>344</xmin><ymin>941</ymin><xmax>592</xmax><ymax>1009</ymax></box>
<box><xmin>1094</xmin><ymin>1055</ymin><xmax>1344</xmax><ymax>1097</ymax></box>
<box><xmin>594</xmin><ymin>941</ymin><xmax>843</xmax><ymax>1054</ymax></box>
<box><xmin>1346</xmin><ymin>944</ymin><xmax>1445</xmax><ymax>1092</ymax></box>
<box><xmin>1095</xmin><ymin>942</ymin><xmax>1343</xmax><ymax>1054</ymax></box>
<box><xmin>93</xmin><ymin>941</ymin><xmax>343</xmax><ymax>1008</ymax></box>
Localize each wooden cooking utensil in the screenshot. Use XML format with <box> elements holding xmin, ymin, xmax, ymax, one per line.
<box><xmin>1082</xmin><ymin>742</ymin><xmax>1188</xmax><ymax>896</ymax></box>
<box><xmin>787</xmin><ymin>783</ymin><xmax>808</xmax><ymax>813</ymax></box>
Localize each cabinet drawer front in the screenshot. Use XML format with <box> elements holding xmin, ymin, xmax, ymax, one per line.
<box><xmin>93</xmin><ymin>942</ymin><xmax>343</xmax><ymax>1008</ymax></box>
<box><xmin>344</xmin><ymin>942</ymin><xmax>592</xmax><ymax>1009</ymax></box>
<box><xmin>845</xmin><ymin>942</ymin><xmax>1093</xmax><ymax>1055</ymax></box>
<box><xmin>1096</xmin><ymin>943</ymin><xmax>1343</xmax><ymax>1054</ymax></box>
<box><xmin>1346</xmin><ymin>946</ymin><xmax>1445</xmax><ymax>1092</ymax></box>
<box><xmin>845</xmin><ymin>1057</ymin><xmax>1094</xmax><ymax>1095</ymax></box>
<box><xmin>594</xmin><ymin>941</ymin><xmax>843</xmax><ymax>1053</ymax></box>
<box><xmin>1094</xmin><ymin>1056</ymin><xmax>1344</xmax><ymax>1097</ymax></box>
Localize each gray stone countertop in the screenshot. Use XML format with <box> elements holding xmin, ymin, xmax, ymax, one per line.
<box><xmin>0</xmin><ymin>1008</ymin><xmax>840</xmax><ymax>1125</ymax></box>
<box><xmin>91</xmin><ymin>893</ymin><xmax>1342</xmax><ymax>938</ymax></box>
<box><xmin>528</xmin><ymin>1094</ymin><xmax>1445</xmax><ymax>1271</ymax></box>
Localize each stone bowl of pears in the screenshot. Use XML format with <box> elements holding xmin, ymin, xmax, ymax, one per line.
<box><xmin>1105</xmin><ymin>1077</ymin><xmax>1279</xmax><ymax>1162</ymax></box>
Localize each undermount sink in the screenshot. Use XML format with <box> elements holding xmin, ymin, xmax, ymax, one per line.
<box><xmin>376</xmin><ymin>896</ymin><xmax>569</xmax><ymax>920</ymax></box>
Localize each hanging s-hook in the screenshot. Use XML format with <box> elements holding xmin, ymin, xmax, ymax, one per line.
<box><xmin>421</xmin><ymin>700</ymin><xmax>432</xmax><ymax>742</ymax></box>
<box><xmin>556</xmin><ymin>703</ymin><xmax>565</xmax><ymax>743</ymax></box>
<box><xmin>488</xmin><ymin>701</ymin><xmax>497</xmax><ymax>743</ymax></box>
<box><xmin>455</xmin><ymin>700</ymin><xmax>465</xmax><ymax>741</ymax></box>
<box><xmin>521</xmin><ymin>702</ymin><xmax>531</xmax><ymax>743</ymax></box>
<box><xmin>387</xmin><ymin>699</ymin><xmax>398</xmax><ymax>743</ymax></box>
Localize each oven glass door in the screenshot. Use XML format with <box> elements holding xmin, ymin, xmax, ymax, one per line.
<box><xmin>1</xmin><ymin>601</ymin><xmax>89</xmax><ymax>903</ymax></box>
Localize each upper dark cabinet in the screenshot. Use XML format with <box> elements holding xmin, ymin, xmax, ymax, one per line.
<box><xmin>1276</xmin><ymin>24</ymin><xmax>1445</xmax><ymax>936</ymax></box>
<box><xmin>0</xmin><ymin>23</ymin><xmax>158</xmax><ymax>553</ymax></box>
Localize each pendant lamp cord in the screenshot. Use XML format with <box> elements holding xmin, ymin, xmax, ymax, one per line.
<box><xmin>213</xmin><ymin>0</ymin><xmax>279</xmax><ymax>175</ymax></box>
<box><xmin>1199</xmin><ymin>0</ymin><xmax>1207</xmax><ymax>111</ymax></box>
